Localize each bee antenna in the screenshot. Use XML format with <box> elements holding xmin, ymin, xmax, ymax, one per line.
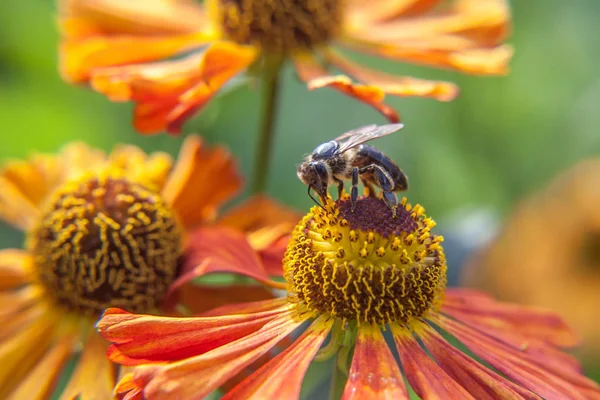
<box><xmin>308</xmin><ymin>185</ymin><xmax>326</xmax><ymax>210</ymax></box>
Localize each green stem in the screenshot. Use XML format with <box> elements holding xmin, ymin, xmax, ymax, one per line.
<box><xmin>250</xmin><ymin>56</ymin><xmax>284</xmax><ymax>194</ymax></box>
<box><xmin>330</xmin><ymin>348</ymin><xmax>350</xmax><ymax>400</ymax></box>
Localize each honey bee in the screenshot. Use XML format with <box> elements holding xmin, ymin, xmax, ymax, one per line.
<box><xmin>297</xmin><ymin>123</ymin><xmax>408</xmax><ymax>213</ymax></box>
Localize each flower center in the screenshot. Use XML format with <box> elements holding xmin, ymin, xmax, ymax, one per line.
<box><xmin>215</xmin><ymin>0</ymin><xmax>342</xmax><ymax>53</ymax></box>
<box><xmin>28</xmin><ymin>173</ymin><xmax>182</xmax><ymax>316</ymax></box>
<box><xmin>284</xmin><ymin>196</ymin><xmax>447</xmax><ymax>326</ymax></box>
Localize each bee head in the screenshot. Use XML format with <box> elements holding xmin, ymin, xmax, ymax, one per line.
<box><xmin>297</xmin><ymin>161</ymin><xmax>330</xmax><ymax>203</ymax></box>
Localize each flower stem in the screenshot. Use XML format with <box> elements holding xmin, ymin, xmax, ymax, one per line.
<box><xmin>330</xmin><ymin>348</ymin><xmax>350</xmax><ymax>399</ymax></box>
<box><xmin>251</xmin><ymin>56</ymin><xmax>284</xmax><ymax>194</ymax></box>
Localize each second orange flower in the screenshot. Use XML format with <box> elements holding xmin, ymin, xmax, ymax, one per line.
<box><xmin>59</xmin><ymin>0</ymin><xmax>513</xmax><ymax>134</ymax></box>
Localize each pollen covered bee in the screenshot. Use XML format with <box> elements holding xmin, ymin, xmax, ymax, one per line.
<box><xmin>297</xmin><ymin>123</ymin><xmax>408</xmax><ymax>215</ymax></box>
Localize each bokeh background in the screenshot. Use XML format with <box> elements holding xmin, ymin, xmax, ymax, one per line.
<box><xmin>1</xmin><ymin>0</ymin><xmax>599</xmax><ymax>391</ymax></box>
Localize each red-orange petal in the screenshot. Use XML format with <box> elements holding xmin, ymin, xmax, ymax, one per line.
<box><xmin>167</xmin><ymin>283</ymin><xmax>275</xmax><ymax>316</ymax></box>
<box><xmin>437</xmin><ymin>315</ymin><xmax>599</xmax><ymax>399</ymax></box>
<box><xmin>91</xmin><ymin>41</ymin><xmax>257</xmax><ymax>134</ymax></box>
<box><xmin>443</xmin><ymin>288</ymin><xmax>579</xmax><ymax>348</ymax></box>
<box><xmin>293</xmin><ymin>54</ymin><xmax>400</xmax><ymax>123</ymax></box>
<box><xmin>392</xmin><ymin>325</ymin><xmax>476</xmax><ymax>399</ymax></box>
<box><xmin>135</xmin><ymin>312</ymin><xmax>301</xmax><ymax>400</ymax></box>
<box><xmin>416</xmin><ymin>322</ymin><xmax>540</xmax><ymax>400</ymax></box>
<box><xmin>325</xmin><ymin>49</ymin><xmax>459</xmax><ymax>101</ymax></box>
<box><xmin>98</xmin><ymin>301</ymin><xmax>287</xmax><ymax>365</ymax></box>
<box><xmin>342</xmin><ymin>324</ymin><xmax>408</xmax><ymax>400</ymax></box>
<box><xmin>221</xmin><ymin>315</ymin><xmax>333</xmax><ymax>400</ymax></box>
<box><xmin>164</xmin><ymin>227</ymin><xmax>275</xmax><ymax>307</ymax></box>
<box><xmin>161</xmin><ymin>135</ymin><xmax>242</xmax><ymax>228</ymax></box>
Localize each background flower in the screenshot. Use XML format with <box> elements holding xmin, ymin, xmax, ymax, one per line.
<box><xmin>57</xmin><ymin>0</ymin><xmax>511</xmax><ymax>134</ymax></box>
<box><xmin>0</xmin><ymin>137</ymin><xmax>294</xmax><ymax>398</ymax></box>
<box><xmin>463</xmin><ymin>158</ymin><xmax>600</xmax><ymax>362</ymax></box>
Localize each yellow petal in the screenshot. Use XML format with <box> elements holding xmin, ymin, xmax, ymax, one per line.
<box><xmin>0</xmin><ymin>307</ymin><xmax>59</xmax><ymax>399</ymax></box>
<box><xmin>0</xmin><ymin>249</ymin><xmax>33</xmax><ymax>290</ymax></box>
<box><xmin>8</xmin><ymin>332</ymin><xmax>78</xmax><ymax>400</ymax></box>
<box><xmin>60</xmin><ymin>332</ymin><xmax>116</xmax><ymax>400</ymax></box>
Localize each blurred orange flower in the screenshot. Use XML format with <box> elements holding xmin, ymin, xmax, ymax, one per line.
<box><xmin>0</xmin><ymin>137</ymin><xmax>297</xmax><ymax>398</ymax></box>
<box><xmin>463</xmin><ymin>159</ymin><xmax>600</xmax><ymax>361</ymax></box>
<box><xmin>98</xmin><ymin>196</ymin><xmax>599</xmax><ymax>399</ymax></box>
<box><xmin>58</xmin><ymin>0</ymin><xmax>512</xmax><ymax>134</ymax></box>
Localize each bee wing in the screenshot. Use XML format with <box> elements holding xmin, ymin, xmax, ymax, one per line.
<box><xmin>335</xmin><ymin>123</ymin><xmax>404</xmax><ymax>154</ymax></box>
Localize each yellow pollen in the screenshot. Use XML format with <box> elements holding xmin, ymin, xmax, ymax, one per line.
<box><xmin>284</xmin><ymin>196</ymin><xmax>447</xmax><ymax>326</ymax></box>
<box><xmin>28</xmin><ymin>171</ymin><xmax>182</xmax><ymax>316</ymax></box>
<box><xmin>215</xmin><ymin>0</ymin><xmax>342</xmax><ymax>53</ymax></box>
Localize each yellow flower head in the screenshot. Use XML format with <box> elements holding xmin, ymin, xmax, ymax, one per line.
<box><xmin>285</xmin><ymin>195</ymin><xmax>446</xmax><ymax>325</ymax></box>
<box><xmin>58</xmin><ymin>0</ymin><xmax>513</xmax><ymax>134</ymax></box>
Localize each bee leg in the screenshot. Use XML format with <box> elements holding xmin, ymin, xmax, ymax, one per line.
<box><xmin>333</xmin><ymin>177</ymin><xmax>344</xmax><ymax>200</ymax></box>
<box><xmin>360</xmin><ymin>165</ymin><xmax>398</xmax><ymax>217</ymax></box>
<box><xmin>351</xmin><ymin>167</ymin><xmax>359</xmax><ymax>211</ymax></box>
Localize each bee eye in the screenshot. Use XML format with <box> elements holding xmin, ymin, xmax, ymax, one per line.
<box><xmin>312</xmin><ymin>141</ymin><xmax>338</xmax><ymax>159</ymax></box>
<box><xmin>314</xmin><ymin>162</ymin><xmax>329</xmax><ymax>182</ymax></box>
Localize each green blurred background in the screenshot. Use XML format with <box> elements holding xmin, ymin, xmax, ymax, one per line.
<box><xmin>1</xmin><ymin>0</ymin><xmax>599</xmax><ymax>390</ymax></box>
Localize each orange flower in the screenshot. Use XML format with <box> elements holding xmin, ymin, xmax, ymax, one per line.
<box><xmin>58</xmin><ymin>0</ymin><xmax>512</xmax><ymax>134</ymax></box>
<box><xmin>0</xmin><ymin>136</ymin><xmax>297</xmax><ymax>399</ymax></box>
<box><xmin>98</xmin><ymin>195</ymin><xmax>599</xmax><ymax>399</ymax></box>
<box><xmin>463</xmin><ymin>158</ymin><xmax>600</xmax><ymax>361</ymax></box>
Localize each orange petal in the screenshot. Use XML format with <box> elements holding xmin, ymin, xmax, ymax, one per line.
<box><xmin>221</xmin><ymin>315</ymin><xmax>333</xmax><ymax>400</ymax></box>
<box><xmin>416</xmin><ymin>322</ymin><xmax>540</xmax><ymax>400</ymax></box>
<box><xmin>7</xmin><ymin>331</ymin><xmax>77</xmax><ymax>400</ymax></box>
<box><xmin>169</xmin><ymin>283</ymin><xmax>275</xmax><ymax>315</ymax></box>
<box><xmin>346</xmin><ymin>0</ymin><xmax>510</xmax><ymax>45</ymax></box>
<box><xmin>165</xmin><ymin>227</ymin><xmax>274</xmax><ymax>306</ymax></box>
<box><xmin>59</xmin><ymin>0</ymin><xmax>208</xmax><ymax>37</ymax></box>
<box><xmin>0</xmin><ymin>308</ymin><xmax>59</xmax><ymax>399</ymax></box>
<box><xmin>104</xmin><ymin>41</ymin><xmax>256</xmax><ymax>134</ymax></box>
<box><xmin>91</xmin><ymin>52</ymin><xmax>206</xmax><ymax>102</ymax></box>
<box><xmin>98</xmin><ymin>302</ymin><xmax>287</xmax><ymax>365</ymax></box>
<box><xmin>0</xmin><ymin>304</ymin><xmax>45</xmax><ymax>342</ymax></box>
<box><xmin>161</xmin><ymin>42</ymin><xmax>258</xmax><ymax>134</ymax></box>
<box><xmin>0</xmin><ymin>249</ymin><xmax>33</xmax><ymax>289</ymax></box>
<box><xmin>294</xmin><ymin>54</ymin><xmax>400</xmax><ymax>123</ymax></box>
<box><xmin>162</xmin><ymin>135</ymin><xmax>242</xmax><ymax>227</ymax></box>
<box><xmin>114</xmin><ymin>372</ymin><xmax>143</xmax><ymax>400</ymax></box>
<box><xmin>392</xmin><ymin>326</ymin><xmax>476</xmax><ymax>399</ymax></box>
<box><xmin>326</xmin><ymin>49</ymin><xmax>459</xmax><ymax>101</ymax></box>
<box><xmin>136</xmin><ymin>313</ymin><xmax>301</xmax><ymax>400</ymax></box>
<box><xmin>345</xmin><ymin>0</ymin><xmax>442</xmax><ymax>28</ymax></box>
<box><xmin>342</xmin><ymin>324</ymin><xmax>408</xmax><ymax>400</ymax></box>
<box><xmin>218</xmin><ymin>195</ymin><xmax>301</xmax><ymax>239</ymax></box>
<box><xmin>60</xmin><ymin>32</ymin><xmax>210</xmax><ymax>83</ymax></box>
<box><xmin>437</xmin><ymin>315</ymin><xmax>599</xmax><ymax>399</ymax></box>
<box><xmin>60</xmin><ymin>332</ymin><xmax>117</xmax><ymax>400</ymax></box>
<box><xmin>443</xmin><ymin>288</ymin><xmax>579</xmax><ymax>347</ymax></box>
<box><xmin>200</xmin><ymin>297</ymin><xmax>288</xmax><ymax>317</ymax></box>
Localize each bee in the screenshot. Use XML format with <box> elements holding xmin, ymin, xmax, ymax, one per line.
<box><xmin>297</xmin><ymin>123</ymin><xmax>408</xmax><ymax>214</ymax></box>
